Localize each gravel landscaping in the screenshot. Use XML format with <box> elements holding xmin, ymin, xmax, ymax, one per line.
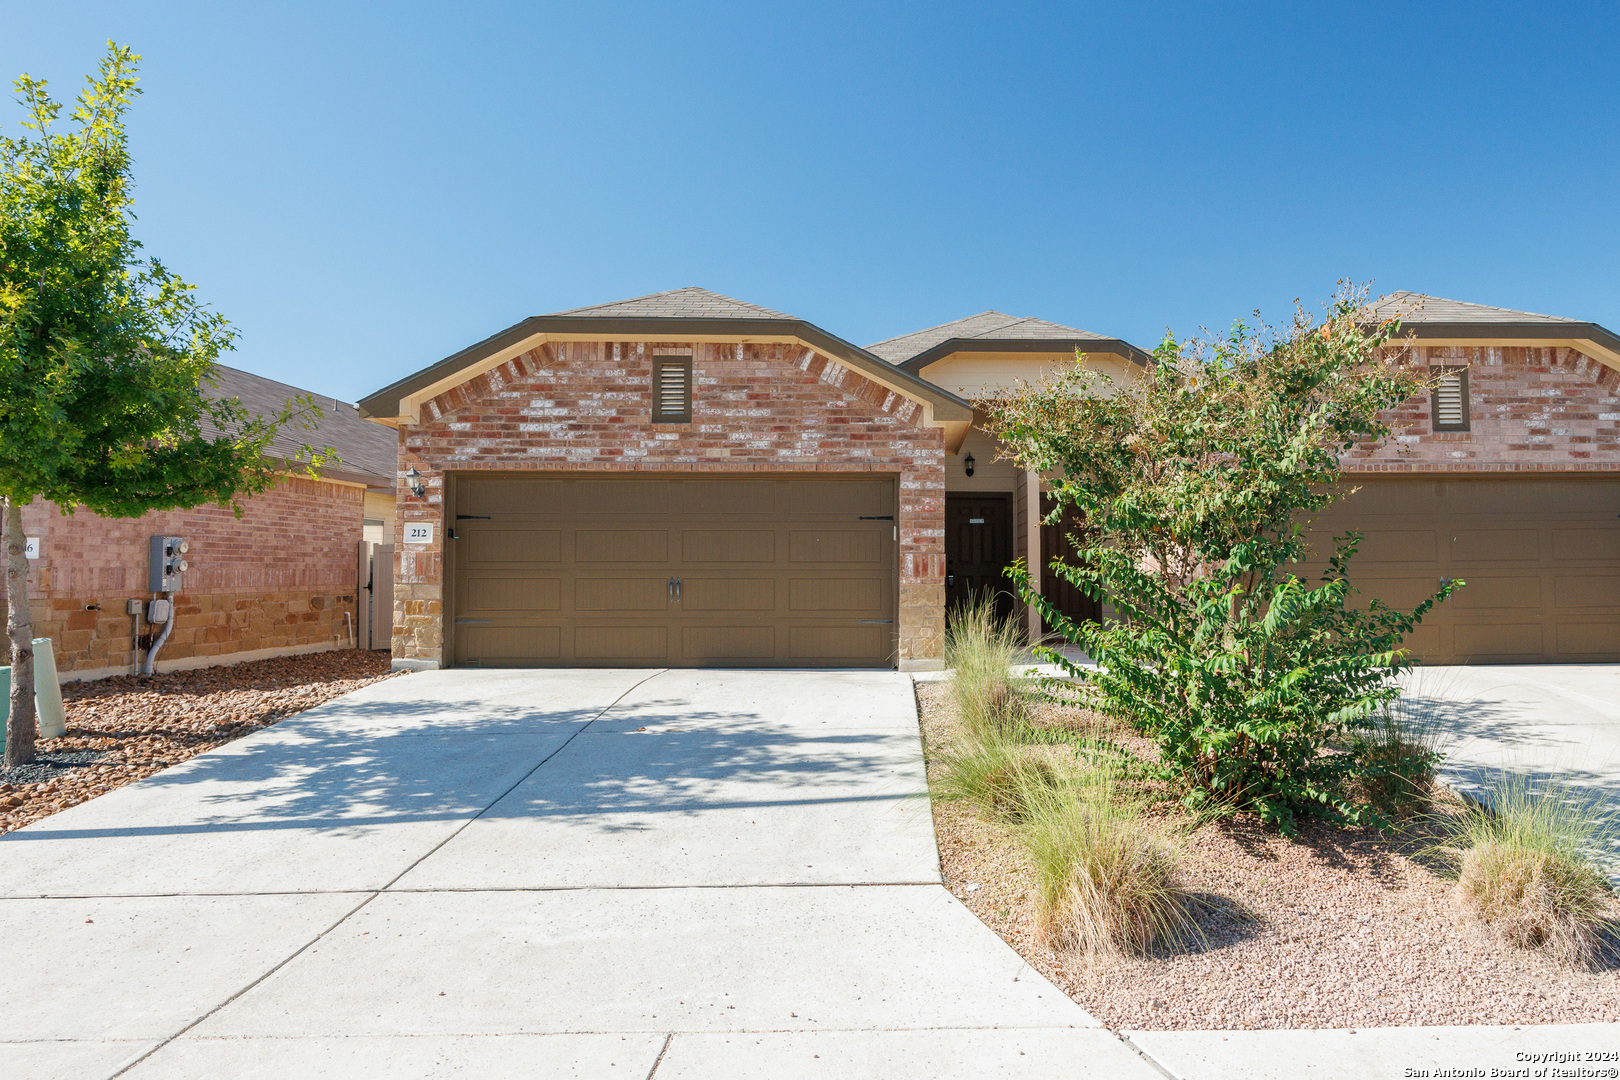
<box><xmin>917</xmin><ymin>680</ymin><xmax>1620</xmax><ymax>1030</ymax></box>
<box><xmin>0</xmin><ymin>650</ymin><xmax>401</xmax><ymax>835</ymax></box>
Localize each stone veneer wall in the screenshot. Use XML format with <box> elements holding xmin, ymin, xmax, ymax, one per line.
<box><xmin>392</xmin><ymin>340</ymin><xmax>947</xmax><ymax>668</ymax></box>
<box><xmin>6</xmin><ymin>476</ymin><xmax>364</xmax><ymax>678</ymax></box>
<box><xmin>1345</xmin><ymin>345</ymin><xmax>1620</xmax><ymax>472</ymax></box>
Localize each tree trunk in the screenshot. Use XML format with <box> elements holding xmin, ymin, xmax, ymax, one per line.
<box><xmin>4</xmin><ymin>498</ymin><xmax>37</xmax><ymax>767</ymax></box>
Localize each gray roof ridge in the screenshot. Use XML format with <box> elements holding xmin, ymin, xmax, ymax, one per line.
<box><xmin>544</xmin><ymin>286</ymin><xmax>795</xmax><ymax>320</ymax></box>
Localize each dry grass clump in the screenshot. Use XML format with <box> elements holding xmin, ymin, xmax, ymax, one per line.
<box><xmin>937</xmin><ymin>599</ymin><xmax>1195</xmax><ymax>958</ymax></box>
<box><xmin>1021</xmin><ymin>767</ymin><xmax>1198</xmax><ymax>958</ymax></box>
<box><xmin>944</xmin><ymin>596</ymin><xmax>1030</xmax><ymax>734</ymax></box>
<box><xmin>1352</xmin><ymin>695</ymin><xmax>1446</xmax><ymax>820</ymax></box>
<box><xmin>934</xmin><ymin>727</ymin><xmax>1057</xmax><ymax>823</ymax></box>
<box><xmin>1443</xmin><ymin>773</ymin><xmax>1618</xmax><ymax>968</ymax></box>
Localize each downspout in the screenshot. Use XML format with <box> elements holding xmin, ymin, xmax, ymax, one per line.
<box><xmin>142</xmin><ymin>594</ymin><xmax>175</xmax><ymax>676</ymax></box>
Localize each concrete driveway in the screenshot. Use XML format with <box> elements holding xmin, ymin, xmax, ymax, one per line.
<box><xmin>0</xmin><ymin>668</ymin><xmax>1156</xmax><ymax>1080</ymax></box>
<box><xmin>1410</xmin><ymin>664</ymin><xmax>1620</xmax><ymax>883</ymax></box>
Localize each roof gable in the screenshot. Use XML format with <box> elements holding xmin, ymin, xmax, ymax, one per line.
<box><xmin>357</xmin><ymin>288</ymin><xmax>974</xmax><ymax>446</ymax></box>
<box><xmin>1367</xmin><ymin>292</ymin><xmax>1620</xmax><ymax>373</ymax></box>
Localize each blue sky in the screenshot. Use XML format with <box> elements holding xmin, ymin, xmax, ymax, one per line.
<box><xmin>4</xmin><ymin>2</ymin><xmax>1617</xmax><ymax>403</ymax></box>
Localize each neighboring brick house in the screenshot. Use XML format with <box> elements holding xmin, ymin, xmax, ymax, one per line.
<box><xmin>6</xmin><ymin>365</ymin><xmax>398</xmax><ymax>680</ymax></box>
<box><xmin>359</xmin><ymin>288</ymin><xmax>1620</xmax><ymax>670</ymax></box>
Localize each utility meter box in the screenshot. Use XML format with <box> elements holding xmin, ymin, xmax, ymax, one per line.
<box><xmin>148</xmin><ymin>535</ymin><xmax>189</xmax><ymax>592</ymax></box>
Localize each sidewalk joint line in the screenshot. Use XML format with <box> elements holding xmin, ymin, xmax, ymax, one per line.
<box><xmin>644</xmin><ymin>1032</ymin><xmax>674</xmax><ymax>1079</ymax></box>
<box><xmin>1118</xmin><ymin>1031</ymin><xmax>1185</xmax><ymax>1080</ymax></box>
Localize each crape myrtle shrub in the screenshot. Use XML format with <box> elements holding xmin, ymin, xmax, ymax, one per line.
<box><xmin>986</xmin><ymin>286</ymin><xmax>1455</xmax><ymax>835</ymax></box>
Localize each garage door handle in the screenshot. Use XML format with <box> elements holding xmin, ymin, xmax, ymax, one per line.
<box><xmin>668</xmin><ymin>577</ymin><xmax>682</xmax><ymax>602</ymax></box>
<box><xmin>455</xmin><ymin>619</ymin><xmax>491</xmax><ymax>625</ymax></box>
<box><xmin>858</xmin><ymin>619</ymin><xmax>893</xmax><ymax>624</ymax></box>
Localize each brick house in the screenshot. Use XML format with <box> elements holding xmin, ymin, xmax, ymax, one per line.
<box><xmin>358</xmin><ymin>288</ymin><xmax>1620</xmax><ymax>670</ymax></box>
<box><xmin>7</xmin><ymin>365</ymin><xmax>398</xmax><ymax>680</ymax></box>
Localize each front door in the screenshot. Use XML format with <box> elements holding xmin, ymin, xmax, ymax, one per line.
<box><xmin>945</xmin><ymin>494</ymin><xmax>1016</xmax><ymax>624</ymax></box>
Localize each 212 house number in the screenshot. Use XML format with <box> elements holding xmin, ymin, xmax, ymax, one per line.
<box><xmin>404</xmin><ymin>524</ymin><xmax>434</xmax><ymax>545</ymax></box>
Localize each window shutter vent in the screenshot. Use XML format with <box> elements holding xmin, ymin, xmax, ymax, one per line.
<box><xmin>652</xmin><ymin>356</ymin><xmax>693</xmax><ymax>423</ymax></box>
<box><xmin>1430</xmin><ymin>367</ymin><xmax>1470</xmax><ymax>432</ymax></box>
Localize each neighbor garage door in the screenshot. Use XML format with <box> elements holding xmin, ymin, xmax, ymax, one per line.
<box><xmin>448</xmin><ymin>474</ymin><xmax>898</xmax><ymax>667</ymax></box>
<box><xmin>1305</xmin><ymin>478</ymin><xmax>1620</xmax><ymax>663</ymax></box>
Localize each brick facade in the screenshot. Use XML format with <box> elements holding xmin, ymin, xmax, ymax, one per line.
<box><xmin>6</xmin><ymin>476</ymin><xmax>364</xmax><ymax>678</ymax></box>
<box><xmin>392</xmin><ymin>339</ymin><xmax>948</xmax><ymax>668</ymax></box>
<box><xmin>1346</xmin><ymin>345</ymin><xmax>1620</xmax><ymax>472</ymax></box>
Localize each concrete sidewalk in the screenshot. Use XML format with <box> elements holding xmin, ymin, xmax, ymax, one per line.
<box><xmin>0</xmin><ymin>668</ymin><xmax>1151</xmax><ymax>1080</ymax></box>
<box><xmin>4</xmin><ymin>665</ymin><xmax>1615</xmax><ymax>1079</ymax></box>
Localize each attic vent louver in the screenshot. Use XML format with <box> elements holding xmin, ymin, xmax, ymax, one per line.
<box><xmin>652</xmin><ymin>355</ymin><xmax>693</xmax><ymax>423</ymax></box>
<box><xmin>1430</xmin><ymin>367</ymin><xmax>1470</xmax><ymax>432</ymax></box>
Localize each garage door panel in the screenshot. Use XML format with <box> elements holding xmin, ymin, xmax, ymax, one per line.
<box><xmin>681</xmin><ymin>578</ymin><xmax>775</xmax><ymax>612</ymax></box>
<box><xmin>790</xmin><ymin>577</ymin><xmax>886</xmax><ymax>612</ymax></box>
<box><xmin>1556</xmin><ymin>621</ymin><xmax>1620</xmax><ymax>656</ymax></box>
<box><xmin>789</xmin><ymin>530</ymin><xmax>885</xmax><ymax>563</ymax></box>
<box><xmin>458</xmin><ymin>479</ymin><xmax>566</xmax><ymax>516</ymax></box>
<box><xmin>576</xmin><ymin>530</ymin><xmax>669</xmax><ymax>563</ymax></box>
<box><xmin>1554</xmin><ymin>575</ymin><xmax>1620</xmax><ymax>609</ymax></box>
<box><xmin>789</xmin><ymin>625</ymin><xmax>890</xmax><ymax>660</ymax></box>
<box><xmin>573</xmin><ymin>481</ymin><xmax>672</xmax><ymax>514</ymax></box>
<box><xmin>682</xmin><ymin>626</ymin><xmax>776</xmax><ymax>660</ymax></box>
<box><xmin>680</xmin><ymin>480</ymin><xmax>780</xmax><ymax>516</ymax></box>
<box><xmin>575</xmin><ymin>578</ymin><xmax>670</xmax><ymax>612</ymax></box>
<box><xmin>785</xmin><ymin>479</ymin><xmax>892</xmax><ymax>516</ymax></box>
<box><xmin>1346</xmin><ymin>530</ymin><xmax>1439</xmax><ymax>564</ymax></box>
<box><xmin>682</xmin><ymin>530</ymin><xmax>775</xmax><ymax>563</ymax></box>
<box><xmin>459</xmin><ymin>528</ymin><xmax>562</xmax><ymax>565</ymax></box>
<box><xmin>457</xmin><ymin>625</ymin><xmax>562</xmax><ymax>664</ymax></box>
<box><xmin>1450</xmin><ymin>575</ymin><xmax>1541</xmax><ymax>609</ymax></box>
<box><xmin>1450</xmin><ymin>530</ymin><xmax>1539</xmax><ymax>563</ymax></box>
<box><xmin>462</xmin><ymin>576</ymin><xmax>561</xmax><ymax>612</ymax></box>
<box><xmin>1347</xmin><ymin>577</ymin><xmax>1444</xmax><ymax>611</ymax></box>
<box><xmin>1552</xmin><ymin>529</ymin><xmax>1618</xmax><ymax>561</ymax></box>
<box><xmin>1454</xmin><ymin>622</ymin><xmax>1545</xmax><ymax>659</ymax></box>
<box><xmin>574</xmin><ymin>625</ymin><xmax>669</xmax><ymax>660</ymax></box>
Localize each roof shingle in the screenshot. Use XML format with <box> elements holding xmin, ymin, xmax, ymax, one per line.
<box><xmin>1370</xmin><ymin>292</ymin><xmax>1582</xmax><ymax>326</ymax></box>
<box><xmin>546</xmin><ymin>287</ymin><xmax>795</xmax><ymax>321</ymax></box>
<box><xmin>202</xmin><ymin>365</ymin><xmax>396</xmax><ymax>486</ymax></box>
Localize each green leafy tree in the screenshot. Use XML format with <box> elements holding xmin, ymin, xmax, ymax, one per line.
<box><xmin>986</xmin><ymin>285</ymin><xmax>1457</xmax><ymax>835</ymax></box>
<box><xmin>1</xmin><ymin>44</ymin><xmax>326</xmax><ymax>766</ymax></box>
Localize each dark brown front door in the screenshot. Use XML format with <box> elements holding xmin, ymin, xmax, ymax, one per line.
<box><xmin>1040</xmin><ymin>493</ymin><xmax>1101</xmax><ymax>633</ymax></box>
<box><xmin>946</xmin><ymin>494</ymin><xmax>1016</xmax><ymax>623</ymax></box>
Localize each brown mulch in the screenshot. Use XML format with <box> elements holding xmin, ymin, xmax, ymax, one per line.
<box><xmin>0</xmin><ymin>651</ymin><xmax>402</xmax><ymax>836</ymax></box>
<box><xmin>917</xmin><ymin>681</ymin><xmax>1620</xmax><ymax>1030</ymax></box>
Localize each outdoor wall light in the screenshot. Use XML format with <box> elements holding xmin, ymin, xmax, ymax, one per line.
<box><xmin>406</xmin><ymin>467</ymin><xmax>426</xmax><ymax>499</ymax></box>
<box><xmin>963</xmin><ymin>452</ymin><xmax>975</xmax><ymax>477</ymax></box>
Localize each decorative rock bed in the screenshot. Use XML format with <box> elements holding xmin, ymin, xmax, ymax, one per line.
<box><xmin>0</xmin><ymin>651</ymin><xmax>400</xmax><ymax>835</ymax></box>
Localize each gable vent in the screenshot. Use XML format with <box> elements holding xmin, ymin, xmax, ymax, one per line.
<box><xmin>652</xmin><ymin>355</ymin><xmax>693</xmax><ymax>423</ymax></box>
<box><xmin>1430</xmin><ymin>366</ymin><xmax>1470</xmax><ymax>432</ymax></box>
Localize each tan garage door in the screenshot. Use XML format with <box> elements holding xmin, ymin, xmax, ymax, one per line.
<box><xmin>1304</xmin><ymin>478</ymin><xmax>1620</xmax><ymax>663</ymax></box>
<box><xmin>448</xmin><ymin>474</ymin><xmax>898</xmax><ymax>668</ymax></box>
